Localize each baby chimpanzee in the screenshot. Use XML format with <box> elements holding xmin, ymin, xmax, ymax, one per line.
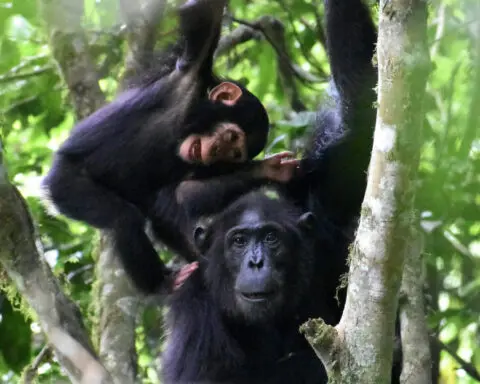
<box><xmin>42</xmin><ymin>0</ymin><xmax>298</xmax><ymax>294</ymax></box>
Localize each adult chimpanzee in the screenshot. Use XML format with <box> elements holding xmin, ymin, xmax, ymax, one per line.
<box><xmin>159</xmin><ymin>0</ymin><xmax>400</xmax><ymax>383</ymax></box>
<box><xmin>41</xmin><ymin>0</ymin><xmax>299</xmax><ymax>294</ymax></box>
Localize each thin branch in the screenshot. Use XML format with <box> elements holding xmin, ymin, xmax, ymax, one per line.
<box><xmin>311</xmin><ymin>12</ymin><xmax>327</xmax><ymax>49</ymax></box>
<box><xmin>229</xmin><ymin>16</ymin><xmax>322</xmax><ymax>85</ymax></box>
<box><xmin>276</xmin><ymin>0</ymin><xmax>326</xmax><ymax>77</ymax></box>
<box><xmin>4</xmin><ymin>54</ymin><xmax>50</xmax><ymax>73</ymax></box>
<box><xmin>0</xmin><ymin>67</ymin><xmax>54</xmax><ymax>84</ymax></box>
<box><xmin>431</xmin><ymin>337</ymin><xmax>480</xmax><ymax>382</ymax></box>
<box><xmin>215</xmin><ymin>25</ymin><xmax>263</xmax><ymax>57</ymax></box>
<box><xmin>23</xmin><ymin>345</ymin><xmax>50</xmax><ymax>384</ymax></box>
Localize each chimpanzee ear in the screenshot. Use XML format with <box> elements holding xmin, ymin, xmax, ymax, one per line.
<box><xmin>209</xmin><ymin>82</ymin><xmax>243</xmax><ymax>106</ymax></box>
<box><xmin>297</xmin><ymin>212</ymin><xmax>316</xmax><ymax>232</ymax></box>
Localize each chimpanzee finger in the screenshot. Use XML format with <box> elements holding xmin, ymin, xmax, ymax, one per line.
<box><xmin>279</xmin><ymin>159</ymin><xmax>301</xmax><ymax>166</ymax></box>
<box><xmin>173</xmin><ymin>261</ymin><xmax>199</xmax><ymax>290</ymax></box>
<box><xmin>266</xmin><ymin>151</ymin><xmax>295</xmax><ymax>160</ymax></box>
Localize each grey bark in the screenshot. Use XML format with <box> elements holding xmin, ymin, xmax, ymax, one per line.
<box><xmin>0</xmin><ymin>142</ymin><xmax>111</xmax><ymax>384</ymax></box>
<box><xmin>95</xmin><ymin>235</ymin><xmax>140</xmax><ymax>384</ymax></box>
<box><xmin>399</xmin><ymin>231</ymin><xmax>432</xmax><ymax>384</ymax></box>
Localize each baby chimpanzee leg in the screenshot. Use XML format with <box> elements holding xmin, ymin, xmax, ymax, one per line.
<box><xmin>43</xmin><ymin>155</ymin><xmax>170</xmax><ymax>293</ymax></box>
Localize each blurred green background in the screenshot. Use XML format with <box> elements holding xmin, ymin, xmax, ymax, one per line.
<box><xmin>0</xmin><ymin>0</ymin><xmax>478</xmax><ymax>382</ymax></box>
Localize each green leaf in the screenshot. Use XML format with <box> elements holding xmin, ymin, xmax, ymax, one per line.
<box><xmin>4</xmin><ymin>14</ymin><xmax>34</xmax><ymax>41</ymax></box>
<box><xmin>0</xmin><ymin>299</ymin><xmax>32</xmax><ymax>373</ymax></box>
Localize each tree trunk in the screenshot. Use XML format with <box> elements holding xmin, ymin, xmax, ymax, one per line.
<box><xmin>301</xmin><ymin>0</ymin><xmax>431</xmax><ymax>382</ymax></box>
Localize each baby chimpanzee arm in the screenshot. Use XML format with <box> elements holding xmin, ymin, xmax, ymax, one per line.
<box><xmin>176</xmin><ymin>153</ymin><xmax>299</xmax><ymax>220</ymax></box>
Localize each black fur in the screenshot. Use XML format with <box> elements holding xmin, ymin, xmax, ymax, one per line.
<box><xmin>160</xmin><ymin>0</ymin><xmax>390</xmax><ymax>383</ymax></box>
<box><xmin>42</xmin><ymin>0</ymin><xmax>272</xmax><ymax>294</ymax></box>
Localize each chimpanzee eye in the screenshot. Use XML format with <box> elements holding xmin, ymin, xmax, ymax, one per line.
<box><xmin>232</xmin><ymin>234</ymin><xmax>247</xmax><ymax>247</ymax></box>
<box><xmin>265</xmin><ymin>232</ymin><xmax>278</xmax><ymax>245</ymax></box>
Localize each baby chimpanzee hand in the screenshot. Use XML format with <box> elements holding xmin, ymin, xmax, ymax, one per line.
<box><xmin>260</xmin><ymin>151</ymin><xmax>300</xmax><ymax>183</ymax></box>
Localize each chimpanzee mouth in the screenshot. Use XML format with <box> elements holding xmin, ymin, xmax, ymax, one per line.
<box><xmin>189</xmin><ymin>139</ymin><xmax>201</xmax><ymax>162</ymax></box>
<box><xmin>240</xmin><ymin>291</ymin><xmax>275</xmax><ymax>303</ymax></box>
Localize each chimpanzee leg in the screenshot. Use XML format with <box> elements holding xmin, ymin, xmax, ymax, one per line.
<box><xmin>42</xmin><ymin>155</ymin><xmax>170</xmax><ymax>294</ymax></box>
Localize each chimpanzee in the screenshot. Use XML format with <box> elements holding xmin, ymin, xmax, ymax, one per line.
<box><xmin>41</xmin><ymin>0</ymin><xmax>299</xmax><ymax>294</ymax></box>
<box><xmin>159</xmin><ymin>0</ymin><xmax>394</xmax><ymax>382</ymax></box>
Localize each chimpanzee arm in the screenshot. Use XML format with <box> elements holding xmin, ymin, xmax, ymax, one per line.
<box><xmin>176</xmin><ymin>0</ymin><xmax>227</xmax><ymax>77</ymax></box>
<box><xmin>301</xmin><ymin>0</ymin><xmax>377</xmax><ymax>224</ymax></box>
<box><xmin>148</xmin><ymin>185</ymin><xmax>200</xmax><ymax>262</ymax></box>
<box><xmin>59</xmin><ymin>0</ymin><xmax>227</xmax><ymax>157</ymax></box>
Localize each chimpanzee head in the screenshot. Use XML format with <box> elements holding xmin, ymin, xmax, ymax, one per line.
<box><xmin>193</xmin><ymin>189</ymin><xmax>316</xmax><ymax>323</ymax></box>
<box><xmin>178</xmin><ymin>81</ymin><xmax>269</xmax><ymax>166</ymax></box>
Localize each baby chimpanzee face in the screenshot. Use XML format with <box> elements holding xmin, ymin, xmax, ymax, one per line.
<box><xmin>178</xmin><ymin>123</ymin><xmax>247</xmax><ymax>165</ymax></box>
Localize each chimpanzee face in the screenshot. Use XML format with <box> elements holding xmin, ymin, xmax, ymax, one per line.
<box><xmin>178</xmin><ymin>123</ymin><xmax>247</xmax><ymax>165</ymax></box>
<box><xmin>194</xmin><ymin>192</ymin><xmax>315</xmax><ymax>323</ymax></box>
<box><xmin>225</xmin><ymin>209</ymin><xmax>291</xmax><ymax>320</ymax></box>
<box><xmin>178</xmin><ymin>81</ymin><xmax>249</xmax><ymax>165</ymax></box>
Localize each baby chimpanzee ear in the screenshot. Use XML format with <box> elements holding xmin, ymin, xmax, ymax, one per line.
<box><xmin>209</xmin><ymin>82</ymin><xmax>243</xmax><ymax>106</ymax></box>
<box><xmin>297</xmin><ymin>212</ymin><xmax>316</xmax><ymax>232</ymax></box>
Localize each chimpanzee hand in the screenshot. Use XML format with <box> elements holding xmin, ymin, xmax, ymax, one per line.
<box><xmin>172</xmin><ymin>262</ymin><xmax>199</xmax><ymax>291</ymax></box>
<box><xmin>260</xmin><ymin>151</ymin><xmax>300</xmax><ymax>183</ymax></box>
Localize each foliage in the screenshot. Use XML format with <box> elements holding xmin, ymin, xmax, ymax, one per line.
<box><xmin>0</xmin><ymin>0</ymin><xmax>478</xmax><ymax>382</ymax></box>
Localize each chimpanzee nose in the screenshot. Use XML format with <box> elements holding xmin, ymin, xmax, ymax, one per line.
<box><xmin>248</xmin><ymin>254</ymin><xmax>264</xmax><ymax>269</ymax></box>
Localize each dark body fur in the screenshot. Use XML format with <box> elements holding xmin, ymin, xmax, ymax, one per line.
<box><xmin>42</xmin><ymin>0</ymin><xmax>272</xmax><ymax>294</ymax></box>
<box><xmin>158</xmin><ymin>0</ymin><xmax>396</xmax><ymax>383</ymax></box>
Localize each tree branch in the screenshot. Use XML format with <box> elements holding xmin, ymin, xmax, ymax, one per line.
<box><xmin>254</xmin><ymin>16</ymin><xmax>307</xmax><ymax>111</ymax></box>
<box><xmin>230</xmin><ymin>16</ymin><xmax>322</xmax><ymax>85</ymax></box>
<box><xmin>215</xmin><ymin>25</ymin><xmax>263</xmax><ymax>57</ymax></box>
<box><xmin>119</xmin><ymin>0</ymin><xmax>167</xmax><ymax>81</ymax></box>
<box><xmin>0</xmin><ymin>161</ymin><xmax>110</xmax><ymax>383</ymax></box>
<box><xmin>94</xmin><ymin>235</ymin><xmax>140</xmax><ymax>383</ymax></box>
<box><xmin>38</xmin><ymin>0</ymin><xmax>105</xmax><ymax>116</ymax></box>
<box><xmin>399</xmin><ymin>230</ymin><xmax>432</xmax><ymax>384</ymax></box>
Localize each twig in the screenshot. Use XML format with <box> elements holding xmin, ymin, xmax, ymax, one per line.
<box><xmin>23</xmin><ymin>345</ymin><xmax>51</xmax><ymax>384</ymax></box>
<box><xmin>432</xmin><ymin>336</ymin><xmax>480</xmax><ymax>382</ymax></box>
<box><xmin>215</xmin><ymin>25</ymin><xmax>263</xmax><ymax>58</ymax></box>
<box><xmin>0</xmin><ymin>67</ymin><xmax>53</xmax><ymax>84</ymax></box>
<box><xmin>276</xmin><ymin>0</ymin><xmax>326</xmax><ymax>77</ymax></box>
<box><xmin>229</xmin><ymin>15</ymin><xmax>321</xmax><ymax>85</ymax></box>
